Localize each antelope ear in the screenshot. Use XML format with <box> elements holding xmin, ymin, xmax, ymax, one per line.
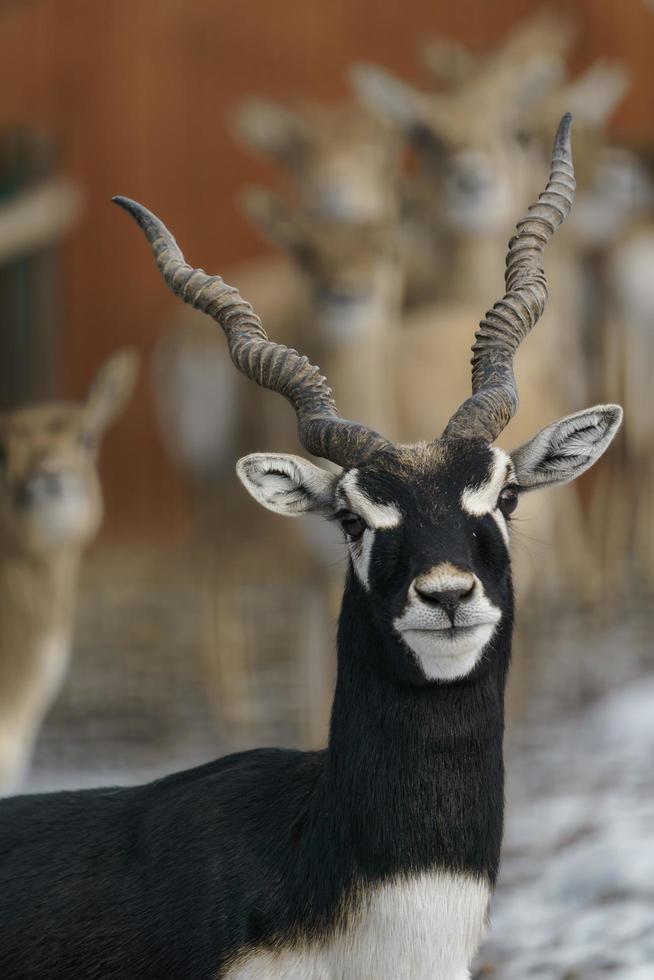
<box><xmin>510</xmin><ymin>54</ymin><xmax>565</xmax><ymax>115</ymax></box>
<box><xmin>231</xmin><ymin>99</ymin><xmax>309</xmax><ymax>164</ymax></box>
<box><xmin>85</xmin><ymin>348</ymin><xmax>139</xmax><ymax>435</ymax></box>
<box><xmin>350</xmin><ymin>63</ymin><xmax>435</xmax><ymax>141</ymax></box>
<box><xmin>566</xmin><ymin>60</ymin><xmax>630</xmax><ymax>128</ymax></box>
<box><xmin>236</xmin><ymin>454</ymin><xmax>338</xmax><ymax>516</ymax></box>
<box><xmin>510</xmin><ymin>405</ymin><xmax>623</xmax><ymax>491</ymax></box>
<box><xmin>419</xmin><ymin>37</ymin><xmax>474</xmax><ymax>88</ymax></box>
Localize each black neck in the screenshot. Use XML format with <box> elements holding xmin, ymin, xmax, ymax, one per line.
<box><xmin>324</xmin><ymin>571</ymin><xmax>512</xmax><ymax>885</ymax></box>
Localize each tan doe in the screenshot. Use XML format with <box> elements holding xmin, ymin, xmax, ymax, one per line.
<box><xmin>241</xmin><ymin>188</ymin><xmax>402</xmax><ymax>440</ymax></box>
<box><xmin>350</xmin><ymin>57</ymin><xmax>560</xmax><ymax>303</ymax></box>
<box><xmin>0</xmin><ymin>349</ymin><xmax>138</xmax><ymax>793</ymax></box>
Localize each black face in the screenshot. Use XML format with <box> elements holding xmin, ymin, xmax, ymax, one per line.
<box><xmin>334</xmin><ymin>439</ymin><xmax>516</xmax><ymax>683</ymax></box>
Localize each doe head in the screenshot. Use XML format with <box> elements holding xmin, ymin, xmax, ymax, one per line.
<box><xmin>350</xmin><ymin>58</ymin><xmax>561</xmax><ymax>235</ymax></box>
<box><xmin>0</xmin><ymin>349</ymin><xmax>138</xmax><ymax>555</ymax></box>
<box><xmin>232</xmin><ymin>99</ymin><xmax>399</xmax><ymax>224</ymax></box>
<box><xmin>113</xmin><ymin>114</ymin><xmax>621</xmax><ymax>685</ymax></box>
<box><xmin>241</xmin><ymin>186</ymin><xmax>400</xmax><ymax>342</ymax></box>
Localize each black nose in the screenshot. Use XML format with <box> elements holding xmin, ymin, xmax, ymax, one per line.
<box><xmin>414</xmin><ymin>583</ymin><xmax>475</xmax><ymax>623</ymax></box>
<box><xmin>15</xmin><ymin>471</ymin><xmax>63</xmax><ymax>508</ymax></box>
<box><xmin>453</xmin><ymin>169</ymin><xmax>491</xmax><ymax>195</ymax></box>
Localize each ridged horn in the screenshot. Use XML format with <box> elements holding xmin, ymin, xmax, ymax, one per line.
<box><xmin>112</xmin><ymin>196</ymin><xmax>390</xmax><ymax>467</ymax></box>
<box><xmin>443</xmin><ymin>113</ymin><xmax>575</xmax><ymax>442</ymax></box>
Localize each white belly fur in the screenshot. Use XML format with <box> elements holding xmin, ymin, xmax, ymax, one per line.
<box><xmin>224</xmin><ymin>870</ymin><xmax>490</xmax><ymax>980</ymax></box>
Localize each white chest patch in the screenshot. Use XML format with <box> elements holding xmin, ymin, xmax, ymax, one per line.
<box><xmin>37</xmin><ymin>632</ymin><xmax>71</xmax><ymax>707</ymax></box>
<box><xmin>223</xmin><ymin>871</ymin><xmax>490</xmax><ymax>980</ymax></box>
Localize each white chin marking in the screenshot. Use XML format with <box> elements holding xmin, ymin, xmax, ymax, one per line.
<box><xmin>224</xmin><ymin>870</ymin><xmax>490</xmax><ymax>980</ymax></box>
<box><xmin>29</xmin><ymin>494</ymin><xmax>95</xmax><ymax>546</ymax></box>
<box><xmin>400</xmin><ymin>624</ymin><xmax>495</xmax><ymax>681</ymax></box>
<box><xmin>393</xmin><ymin>566</ymin><xmax>501</xmax><ymax>681</ymax></box>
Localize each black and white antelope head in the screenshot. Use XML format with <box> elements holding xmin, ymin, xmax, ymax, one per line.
<box><xmin>114</xmin><ymin>114</ymin><xmax>621</xmax><ymax>685</ymax></box>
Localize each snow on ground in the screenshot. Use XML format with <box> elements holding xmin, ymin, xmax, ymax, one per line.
<box><xmin>475</xmin><ymin>680</ymin><xmax>654</xmax><ymax>978</ymax></box>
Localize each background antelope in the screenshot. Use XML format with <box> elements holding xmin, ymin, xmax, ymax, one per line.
<box><xmin>233</xmin><ymin>99</ymin><xmax>399</xmax><ymax>226</ymax></box>
<box><xmin>0</xmin><ymin>350</ymin><xmax>138</xmax><ymax>793</ymax></box>
<box><xmin>0</xmin><ymin>116</ymin><xmax>622</xmax><ymax>980</ymax></box>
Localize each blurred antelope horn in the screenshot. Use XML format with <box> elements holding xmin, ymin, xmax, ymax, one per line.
<box><xmin>442</xmin><ymin>113</ymin><xmax>575</xmax><ymax>442</ymax></box>
<box><xmin>112</xmin><ymin>196</ymin><xmax>390</xmax><ymax>467</ymax></box>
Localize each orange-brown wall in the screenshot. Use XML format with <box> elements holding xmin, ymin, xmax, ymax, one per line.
<box><xmin>1</xmin><ymin>0</ymin><xmax>652</xmax><ymax>542</ymax></box>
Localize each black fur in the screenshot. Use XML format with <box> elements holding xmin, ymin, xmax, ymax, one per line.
<box><xmin>0</xmin><ymin>441</ymin><xmax>513</xmax><ymax>979</ymax></box>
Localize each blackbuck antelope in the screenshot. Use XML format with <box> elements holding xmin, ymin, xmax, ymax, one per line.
<box><xmin>0</xmin><ymin>117</ymin><xmax>622</xmax><ymax>980</ymax></box>
<box><xmin>0</xmin><ymin>350</ymin><xmax>138</xmax><ymax>794</ymax></box>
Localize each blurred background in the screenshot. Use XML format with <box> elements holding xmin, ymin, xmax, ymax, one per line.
<box><xmin>0</xmin><ymin>1</ymin><xmax>652</xmax><ymax>976</ymax></box>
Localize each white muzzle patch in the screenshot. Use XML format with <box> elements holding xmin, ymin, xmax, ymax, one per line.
<box><xmin>393</xmin><ymin>562</ymin><xmax>501</xmax><ymax>681</ymax></box>
<box><xmin>25</xmin><ymin>476</ymin><xmax>96</xmax><ymax>547</ymax></box>
<box><xmin>443</xmin><ymin>152</ymin><xmax>511</xmax><ymax>234</ymax></box>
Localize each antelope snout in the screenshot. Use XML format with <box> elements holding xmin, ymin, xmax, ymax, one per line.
<box><xmin>448</xmin><ymin>154</ymin><xmax>494</xmax><ymax>197</ymax></box>
<box><xmin>15</xmin><ymin>469</ymin><xmax>64</xmax><ymax>508</ymax></box>
<box><xmin>413</xmin><ymin>566</ymin><xmax>476</xmax><ymax>624</ymax></box>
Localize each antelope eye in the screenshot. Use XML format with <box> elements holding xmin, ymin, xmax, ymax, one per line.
<box><xmin>498</xmin><ymin>485</ymin><xmax>519</xmax><ymax>517</ymax></box>
<box><xmin>78</xmin><ymin>432</ymin><xmax>98</xmax><ymax>452</ymax></box>
<box><xmin>339</xmin><ymin>510</ymin><xmax>367</xmax><ymax>543</ymax></box>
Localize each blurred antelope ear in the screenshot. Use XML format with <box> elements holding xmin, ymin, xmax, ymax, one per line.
<box><xmin>510</xmin><ymin>405</ymin><xmax>623</xmax><ymax>491</ymax></box>
<box><xmin>85</xmin><ymin>348</ymin><xmax>139</xmax><ymax>435</ymax></box>
<box><xmin>566</xmin><ymin>60</ymin><xmax>629</xmax><ymax>128</ymax></box>
<box><xmin>510</xmin><ymin>54</ymin><xmax>565</xmax><ymax>114</ymax></box>
<box><xmin>237</xmin><ymin>454</ymin><xmax>338</xmax><ymax>516</ymax></box>
<box><xmin>419</xmin><ymin>37</ymin><xmax>474</xmax><ymax>88</ymax></box>
<box><xmin>350</xmin><ymin>63</ymin><xmax>436</xmax><ymax>142</ymax></box>
<box><xmin>230</xmin><ymin>99</ymin><xmax>309</xmax><ymax>164</ymax></box>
